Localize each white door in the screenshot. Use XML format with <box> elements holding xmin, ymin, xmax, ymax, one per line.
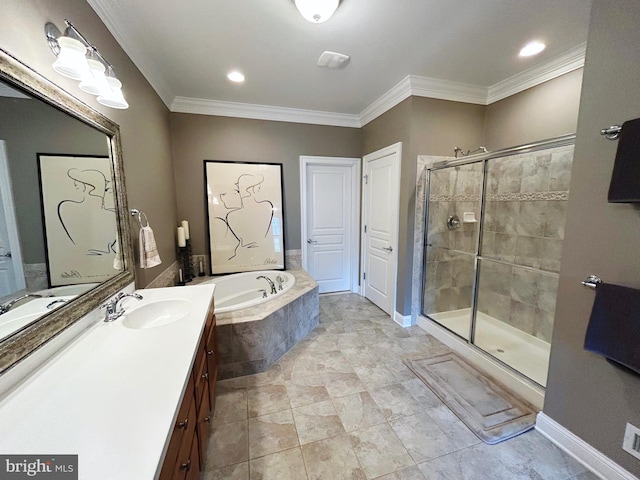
<box><xmin>301</xmin><ymin>157</ymin><xmax>360</xmax><ymax>294</ymax></box>
<box><xmin>362</xmin><ymin>143</ymin><xmax>401</xmax><ymax>315</ymax></box>
<box><xmin>0</xmin><ymin>140</ymin><xmax>25</xmax><ymax>296</ymax></box>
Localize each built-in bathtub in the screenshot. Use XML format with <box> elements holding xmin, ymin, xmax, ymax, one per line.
<box><xmin>193</xmin><ymin>269</ymin><xmax>319</xmax><ymax>379</ymax></box>
<box><xmin>202</xmin><ymin>271</ymin><xmax>296</xmax><ymax>313</ymax></box>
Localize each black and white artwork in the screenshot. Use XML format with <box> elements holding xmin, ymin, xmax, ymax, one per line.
<box><xmin>37</xmin><ymin>154</ymin><xmax>119</xmax><ymax>286</ymax></box>
<box><xmin>205</xmin><ymin>160</ymin><xmax>285</xmax><ymax>274</ymax></box>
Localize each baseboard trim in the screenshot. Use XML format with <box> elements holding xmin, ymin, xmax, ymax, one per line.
<box><xmin>416</xmin><ymin>315</ymin><xmax>545</xmax><ymax>409</ymax></box>
<box><xmin>536</xmin><ymin>413</ymin><xmax>638</xmax><ymax>480</ymax></box>
<box><xmin>394</xmin><ymin>311</ymin><xmax>412</xmax><ymax>328</ymax></box>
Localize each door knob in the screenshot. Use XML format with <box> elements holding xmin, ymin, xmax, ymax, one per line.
<box><xmin>307</xmin><ymin>239</ymin><xmax>317</xmax><ymax>244</ymax></box>
<box><xmin>382</xmin><ymin>246</ymin><xmax>393</xmax><ymax>252</ymax></box>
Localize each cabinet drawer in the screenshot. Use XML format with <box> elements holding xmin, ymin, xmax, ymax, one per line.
<box><xmin>194</xmin><ymin>353</ymin><xmax>209</xmax><ymax>410</ymax></box>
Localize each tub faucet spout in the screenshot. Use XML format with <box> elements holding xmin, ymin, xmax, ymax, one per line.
<box><xmin>256</xmin><ymin>275</ymin><xmax>277</xmax><ymax>295</ymax></box>
<box><xmin>0</xmin><ymin>294</ymin><xmax>44</xmax><ymax>315</ymax></box>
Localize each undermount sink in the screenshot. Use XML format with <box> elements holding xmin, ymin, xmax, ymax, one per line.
<box><xmin>122</xmin><ymin>299</ymin><xmax>193</xmax><ymax>329</ymax></box>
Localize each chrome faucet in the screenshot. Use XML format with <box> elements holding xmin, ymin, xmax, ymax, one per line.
<box><xmin>275</xmin><ymin>275</ymin><xmax>284</xmax><ymax>291</ymax></box>
<box><xmin>256</xmin><ymin>275</ymin><xmax>277</xmax><ymax>295</ymax></box>
<box><xmin>100</xmin><ymin>292</ymin><xmax>143</xmax><ymax>322</ymax></box>
<box><xmin>0</xmin><ymin>294</ymin><xmax>44</xmax><ymax>315</ymax></box>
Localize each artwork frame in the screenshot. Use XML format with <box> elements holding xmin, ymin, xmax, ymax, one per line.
<box><xmin>37</xmin><ymin>153</ymin><xmax>119</xmax><ymax>287</ymax></box>
<box><xmin>204</xmin><ymin>160</ymin><xmax>286</xmax><ymax>275</ymax></box>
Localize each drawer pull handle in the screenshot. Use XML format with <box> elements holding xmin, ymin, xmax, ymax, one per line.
<box><xmin>207</xmin><ymin>350</ymin><xmax>214</xmax><ymax>355</ymax></box>
<box><xmin>179</xmin><ymin>460</ymin><xmax>191</xmax><ymax>471</ymax></box>
<box><xmin>177</xmin><ymin>418</ymin><xmax>188</xmax><ymax>429</ymax></box>
<box><xmin>204</xmin><ymin>416</ymin><xmax>211</xmax><ymax>423</ymax></box>
<box><xmin>201</xmin><ymin>372</ymin><xmax>208</xmax><ymax>380</ymax></box>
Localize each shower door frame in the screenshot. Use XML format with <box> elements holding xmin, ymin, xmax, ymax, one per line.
<box><xmin>420</xmin><ymin>133</ymin><xmax>575</xmax><ymax>385</ymax></box>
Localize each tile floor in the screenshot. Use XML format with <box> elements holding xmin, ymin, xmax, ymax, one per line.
<box><xmin>204</xmin><ymin>293</ymin><xmax>599</xmax><ymax>480</ymax></box>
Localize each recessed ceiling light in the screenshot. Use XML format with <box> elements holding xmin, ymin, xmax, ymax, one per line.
<box><xmin>519</xmin><ymin>41</ymin><xmax>546</xmax><ymax>57</ymax></box>
<box><xmin>227</xmin><ymin>71</ymin><xmax>245</xmax><ymax>83</ymax></box>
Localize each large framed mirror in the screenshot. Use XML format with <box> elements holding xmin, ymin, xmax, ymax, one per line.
<box><xmin>0</xmin><ymin>47</ymin><xmax>134</xmax><ymax>375</ymax></box>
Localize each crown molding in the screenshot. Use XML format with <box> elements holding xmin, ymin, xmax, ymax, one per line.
<box><xmin>171</xmin><ymin>97</ymin><xmax>362</xmax><ymax>128</ymax></box>
<box><xmin>87</xmin><ymin>0</ymin><xmax>175</xmax><ymax>108</ymax></box>
<box><xmin>359</xmin><ymin>75</ymin><xmax>487</xmax><ymax>126</ymax></box>
<box><xmin>487</xmin><ymin>43</ymin><xmax>586</xmax><ymax>104</ymax></box>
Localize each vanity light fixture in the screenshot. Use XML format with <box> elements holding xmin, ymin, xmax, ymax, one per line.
<box><xmin>45</xmin><ymin>20</ymin><xmax>129</xmax><ymax>109</ymax></box>
<box><xmin>227</xmin><ymin>71</ymin><xmax>245</xmax><ymax>83</ymax></box>
<box><xmin>294</xmin><ymin>0</ymin><xmax>339</xmax><ymax>23</ymax></box>
<box><xmin>519</xmin><ymin>40</ymin><xmax>546</xmax><ymax>57</ymax></box>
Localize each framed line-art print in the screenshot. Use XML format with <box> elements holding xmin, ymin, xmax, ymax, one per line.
<box><xmin>204</xmin><ymin>160</ymin><xmax>285</xmax><ymax>274</ymax></box>
<box><xmin>37</xmin><ymin>154</ymin><xmax>119</xmax><ymax>287</ymax></box>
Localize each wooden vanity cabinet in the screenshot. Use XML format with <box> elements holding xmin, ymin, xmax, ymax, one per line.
<box><xmin>158</xmin><ymin>299</ymin><xmax>217</xmax><ymax>480</ymax></box>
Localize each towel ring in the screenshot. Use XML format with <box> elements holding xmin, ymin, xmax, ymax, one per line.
<box><xmin>130</xmin><ymin>208</ymin><xmax>149</xmax><ymax>228</ymax></box>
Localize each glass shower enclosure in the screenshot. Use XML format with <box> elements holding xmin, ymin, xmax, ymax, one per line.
<box><xmin>422</xmin><ymin>135</ymin><xmax>575</xmax><ymax>387</ymax></box>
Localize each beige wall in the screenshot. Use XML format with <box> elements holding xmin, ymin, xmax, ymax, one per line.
<box><xmin>484</xmin><ymin>68</ymin><xmax>583</xmax><ymax>151</ymax></box>
<box><xmin>362</xmin><ymin>97</ymin><xmax>486</xmax><ymax>314</ymax></box>
<box><xmin>1</xmin><ymin>0</ymin><xmax>177</xmax><ymax>287</ymax></box>
<box><xmin>170</xmin><ymin>113</ymin><xmax>361</xmax><ymax>256</ymax></box>
<box><xmin>544</xmin><ymin>0</ymin><xmax>640</xmax><ymax>475</ymax></box>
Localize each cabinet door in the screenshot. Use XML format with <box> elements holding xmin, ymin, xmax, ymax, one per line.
<box><xmin>197</xmin><ymin>385</ymin><xmax>211</xmax><ymax>470</ymax></box>
<box><xmin>171</xmin><ymin>395</ymin><xmax>197</xmax><ymax>480</ymax></box>
<box><xmin>206</xmin><ymin>316</ymin><xmax>218</xmax><ymax>409</ymax></box>
<box><xmin>185</xmin><ymin>430</ymin><xmax>201</xmax><ymax>480</ymax></box>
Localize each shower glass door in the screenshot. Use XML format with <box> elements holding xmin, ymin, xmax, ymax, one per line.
<box><xmin>474</xmin><ymin>146</ymin><xmax>573</xmax><ymax>386</ymax></box>
<box><xmin>423</xmin><ymin>162</ymin><xmax>483</xmax><ymax>341</ymax></box>
<box><xmin>421</xmin><ymin>139</ymin><xmax>574</xmax><ymax>388</ymax></box>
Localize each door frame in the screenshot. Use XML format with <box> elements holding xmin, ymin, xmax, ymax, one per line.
<box><xmin>360</xmin><ymin>142</ymin><xmax>402</xmax><ymax>318</ymax></box>
<box><xmin>300</xmin><ymin>156</ymin><xmax>361</xmax><ymax>293</ymax></box>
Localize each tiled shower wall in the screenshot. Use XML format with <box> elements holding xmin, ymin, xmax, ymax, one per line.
<box><xmin>421</xmin><ymin>144</ymin><xmax>574</xmax><ymax>344</ymax></box>
<box><xmin>478</xmin><ymin>144</ymin><xmax>573</xmax><ymax>343</ymax></box>
<box><xmin>424</xmin><ymin>163</ymin><xmax>483</xmax><ymax>314</ymax></box>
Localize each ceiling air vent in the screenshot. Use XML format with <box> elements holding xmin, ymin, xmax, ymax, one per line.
<box><xmin>317</xmin><ymin>51</ymin><xmax>350</xmax><ymax>69</ymax></box>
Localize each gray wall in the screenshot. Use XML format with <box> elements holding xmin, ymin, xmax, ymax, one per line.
<box><xmin>0</xmin><ymin>96</ymin><xmax>108</xmax><ymax>263</ymax></box>
<box><xmin>544</xmin><ymin>0</ymin><xmax>640</xmax><ymax>475</ymax></box>
<box><xmin>484</xmin><ymin>68</ymin><xmax>583</xmax><ymax>151</ymax></box>
<box><xmin>170</xmin><ymin>113</ymin><xmax>362</xmax><ymax>256</ymax></box>
<box><xmin>1</xmin><ymin>0</ymin><xmax>178</xmax><ymax>287</ymax></box>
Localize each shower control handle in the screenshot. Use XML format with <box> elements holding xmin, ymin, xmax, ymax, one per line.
<box><xmin>382</xmin><ymin>246</ymin><xmax>393</xmax><ymax>252</ymax></box>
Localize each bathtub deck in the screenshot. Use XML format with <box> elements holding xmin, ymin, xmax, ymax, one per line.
<box><xmin>192</xmin><ymin>269</ymin><xmax>319</xmax><ymax>379</ymax></box>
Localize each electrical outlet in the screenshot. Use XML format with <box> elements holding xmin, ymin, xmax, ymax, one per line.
<box><xmin>622</xmin><ymin>422</ymin><xmax>640</xmax><ymax>461</ymax></box>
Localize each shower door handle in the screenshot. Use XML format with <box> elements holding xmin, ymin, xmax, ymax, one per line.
<box><xmin>0</xmin><ymin>252</ymin><xmax>11</xmax><ymax>258</ymax></box>
<box><xmin>307</xmin><ymin>239</ymin><xmax>317</xmax><ymax>244</ymax></box>
<box><xmin>382</xmin><ymin>246</ymin><xmax>393</xmax><ymax>252</ymax></box>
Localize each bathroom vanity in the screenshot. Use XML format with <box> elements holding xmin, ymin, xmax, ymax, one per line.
<box><xmin>0</xmin><ymin>285</ymin><xmax>218</xmax><ymax>480</ymax></box>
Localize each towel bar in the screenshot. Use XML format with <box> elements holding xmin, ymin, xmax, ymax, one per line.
<box><xmin>600</xmin><ymin>125</ymin><xmax>622</xmax><ymax>140</ymax></box>
<box><xmin>581</xmin><ymin>274</ymin><xmax>602</xmax><ymax>289</ymax></box>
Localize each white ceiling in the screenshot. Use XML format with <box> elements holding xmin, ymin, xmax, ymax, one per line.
<box><xmin>88</xmin><ymin>0</ymin><xmax>591</xmax><ymax>125</ymax></box>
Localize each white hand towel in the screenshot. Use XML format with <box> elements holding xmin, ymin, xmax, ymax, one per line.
<box><xmin>139</xmin><ymin>225</ymin><xmax>162</xmax><ymax>269</ymax></box>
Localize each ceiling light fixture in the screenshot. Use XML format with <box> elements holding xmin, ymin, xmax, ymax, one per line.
<box><xmin>45</xmin><ymin>20</ymin><xmax>129</xmax><ymax>109</ymax></box>
<box><xmin>295</xmin><ymin>0</ymin><xmax>339</xmax><ymax>23</ymax></box>
<box><xmin>227</xmin><ymin>71</ymin><xmax>245</xmax><ymax>83</ymax></box>
<box><xmin>519</xmin><ymin>41</ymin><xmax>546</xmax><ymax>57</ymax></box>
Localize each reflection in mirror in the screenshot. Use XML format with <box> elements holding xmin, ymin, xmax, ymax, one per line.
<box><xmin>0</xmin><ymin>42</ymin><xmax>137</xmax><ymax>365</ymax></box>
<box><xmin>0</xmin><ymin>78</ymin><xmax>122</xmax><ymax>342</ymax></box>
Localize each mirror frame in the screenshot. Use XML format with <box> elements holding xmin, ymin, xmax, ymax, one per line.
<box><xmin>0</xmin><ymin>47</ymin><xmax>134</xmax><ymax>375</ymax></box>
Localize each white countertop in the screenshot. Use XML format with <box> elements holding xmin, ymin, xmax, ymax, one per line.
<box><xmin>0</xmin><ymin>284</ymin><xmax>215</xmax><ymax>480</ymax></box>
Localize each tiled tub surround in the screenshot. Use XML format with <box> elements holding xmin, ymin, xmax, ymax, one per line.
<box><xmin>214</xmin><ymin>269</ymin><xmax>319</xmax><ymax>380</ymax></box>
